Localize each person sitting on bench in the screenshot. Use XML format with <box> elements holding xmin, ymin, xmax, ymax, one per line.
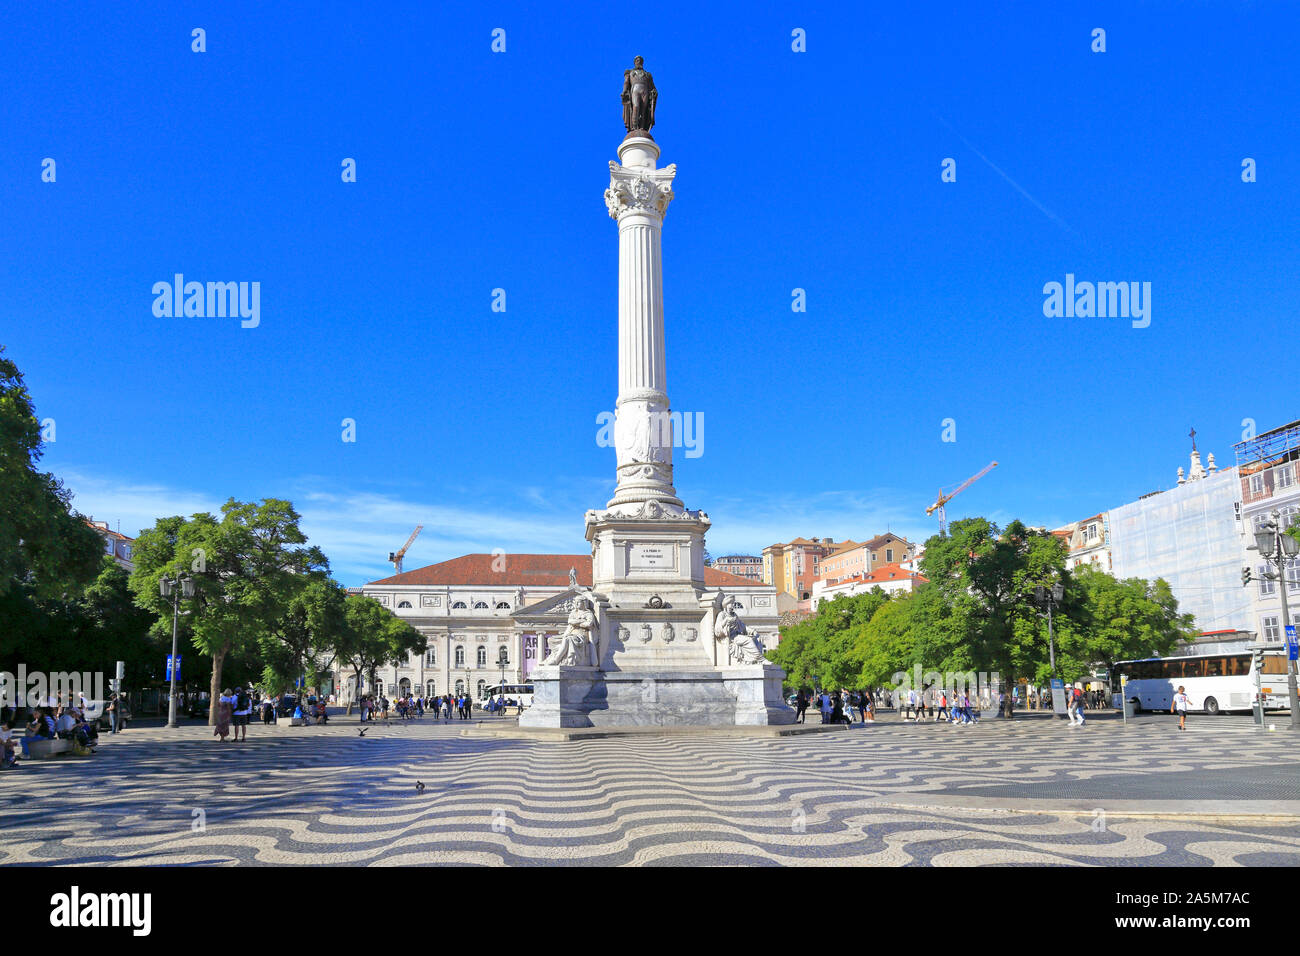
<box><xmin>21</xmin><ymin>709</ymin><xmax>55</xmax><ymax>757</ymax></box>
<box><xmin>1</xmin><ymin>723</ymin><xmax>18</xmax><ymax>768</ymax></box>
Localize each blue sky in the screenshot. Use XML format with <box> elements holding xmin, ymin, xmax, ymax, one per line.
<box><xmin>3</xmin><ymin>1</ymin><xmax>1296</xmax><ymax>586</ymax></box>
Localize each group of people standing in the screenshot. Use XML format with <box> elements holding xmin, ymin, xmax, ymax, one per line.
<box><xmin>358</xmin><ymin>693</ymin><xmax>475</xmax><ymax>722</ymax></box>
<box><xmin>896</xmin><ymin>688</ymin><xmax>983</xmax><ymax>725</ymax></box>
<box><xmin>793</xmin><ymin>690</ymin><xmax>874</xmax><ymax>725</ymax></box>
<box><xmin>213</xmin><ymin>687</ymin><xmax>254</xmax><ymax>742</ymax></box>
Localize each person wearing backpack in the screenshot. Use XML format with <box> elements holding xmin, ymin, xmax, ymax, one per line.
<box><xmin>231</xmin><ymin>686</ymin><xmax>253</xmax><ymax>742</ymax></box>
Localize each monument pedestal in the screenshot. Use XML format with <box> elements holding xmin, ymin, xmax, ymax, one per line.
<box><xmin>520</xmin><ymin>664</ymin><xmax>795</xmax><ymax>728</ymax></box>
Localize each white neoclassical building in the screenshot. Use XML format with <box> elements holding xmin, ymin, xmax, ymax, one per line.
<box><xmin>339</xmin><ymin>553</ymin><xmax>779</xmax><ymax>702</ymax></box>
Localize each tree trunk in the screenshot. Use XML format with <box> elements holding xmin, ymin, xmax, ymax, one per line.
<box><xmin>345</xmin><ymin>665</ymin><xmax>361</xmax><ymax>715</ymax></box>
<box><xmin>207</xmin><ymin>644</ymin><xmax>228</xmax><ymax>726</ymax></box>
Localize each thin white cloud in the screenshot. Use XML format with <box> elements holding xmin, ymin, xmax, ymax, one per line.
<box><xmin>60</xmin><ymin>471</ymin><xmax>586</xmax><ymax>587</ymax></box>
<box><xmin>61</xmin><ymin>473</ymin><xmax>998</xmax><ymax>586</ymax></box>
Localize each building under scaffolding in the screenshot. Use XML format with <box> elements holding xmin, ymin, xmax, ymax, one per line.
<box><xmin>1108</xmin><ymin>457</ymin><xmax>1253</xmax><ymax>637</ymax></box>
<box><xmin>1234</xmin><ymin>419</ymin><xmax>1300</xmax><ymax>643</ymax></box>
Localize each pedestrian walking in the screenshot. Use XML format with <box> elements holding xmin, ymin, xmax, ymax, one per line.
<box><xmin>1171</xmin><ymin>685</ymin><xmax>1191</xmax><ymax>731</ymax></box>
<box><xmin>795</xmin><ymin>690</ymin><xmax>808</xmax><ymax>724</ymax></box>
<box><xmin>214</xmin><ymin>689</ymin><xmax>233</xmax><ymax>743</ymax></box>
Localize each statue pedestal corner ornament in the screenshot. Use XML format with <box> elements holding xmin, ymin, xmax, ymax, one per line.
<box><xmin>520</xmin><ymin>59</ymin><xmax>794</xmax><ymax>730</ymax></box>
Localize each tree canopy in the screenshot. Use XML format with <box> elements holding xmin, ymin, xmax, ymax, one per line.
<box><xmin>773</xmin><ymin>519</ymin><xmax>1198</xmax><ymax>695</ymax></box>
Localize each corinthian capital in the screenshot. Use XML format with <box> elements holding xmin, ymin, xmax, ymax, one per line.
<box><xmin>604</xmin><ymin>161</ymin><xmax>676</xmax><ymax>221</ymax></box>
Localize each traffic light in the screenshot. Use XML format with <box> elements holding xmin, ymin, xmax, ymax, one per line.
<box><xmin>1253</xmin><ymin>648</ymin><xmax>1265</xmax><ymax>672</ymax></box>
<box><xmin>1242</xmin><ymin>567</ymin><xmax>1253</xmax><ymax>586</ymax></box>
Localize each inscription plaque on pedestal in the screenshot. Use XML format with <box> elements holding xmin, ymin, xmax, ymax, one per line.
<box><xmin>629</xmin><ymin>543</ymin><xmax>674</xmax><ymax>570</ymax></box>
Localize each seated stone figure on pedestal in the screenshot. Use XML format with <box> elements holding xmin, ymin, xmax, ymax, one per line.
<box><xmin>714</xmin><ymin>594</ymin><xmax>771</xmax><ymax>665</ymax></box>
<box><xmin>541</xmin><ymin>597</ymin><xmax>598</xmax><ymax>667</ymax></box>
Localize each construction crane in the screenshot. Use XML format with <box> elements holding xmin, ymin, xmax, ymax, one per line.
<box><xmin>388</xmin><ymin>525</ymin><xmax>423</xmax><ymax>575</ymax></box>
<box><xmin>926</xmin><ymin>462</ymin><xmax>998</xmax><ymax>537</ymax></box>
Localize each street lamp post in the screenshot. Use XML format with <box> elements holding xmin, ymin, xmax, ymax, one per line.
<box><xmin>1034</xmin><ymin>581</ymin><xmax>1065</xmax><ymax>678</ymax></box>
<box><xmin>159</xmin><ymin>574</ymin><xmax>195</xmax><ymax>729</ymax></box>
<box><xmin>1034</xmin><ymin>581</ymin><xmax>1065</xmax><ymax>717</ymax></box>
<box><xmin>1251</xmin><ymin>509</ymin><xmax>1300</xmax><ymax>730</ymax></box>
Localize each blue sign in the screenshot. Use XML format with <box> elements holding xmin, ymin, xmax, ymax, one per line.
<box><xmin>1289</xmin><ymin>643</ymin><xmax>1299</xmax><ymax>661</ymax></box>
<box><xmin>1049</xmin><ymin>677</ymin><xmax>1068</xmax><ymax>715</ymax></box>
<box><xmin>1287</xmin><ymin>625</ymin><xmax>1297</xmax><ymax>639</ymax></box>
<box><xmin>165</xmin><ymin>654</ymin><xmax>181</xmax><ymax>681</ymax></box>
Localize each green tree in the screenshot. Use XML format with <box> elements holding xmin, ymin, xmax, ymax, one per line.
<box><xmin>0</xmin><ymin>346</ymin><xmax>102</xmax><ymax>602</ymax></box>
<box><xmin>919</xmin><ymin>518</ymin><xmax>1068</xmax><ymax>684</ymax></box>
<box><xmin>771</xmin><ymin>589</ymin><xmax>891</xmax><ymax>691</ymax></box>
<box><xmin>337</xmin><ymin>593</ymin><xmax>425</xmax><ymax>712</ymax></box>
<box><xmin>130</xmin><ymin>499</ymin><xmax>327</xmax><ymax>724</ymax></box>
<box><xmin>1058</xmin><ymin>565</ymin><xmax>1193</xmax><ymax>680</ymax></box>
<box><xmin>259</xmin><ymin>576</ymin><xmax>349</xmax><ymax>693</ymax></box>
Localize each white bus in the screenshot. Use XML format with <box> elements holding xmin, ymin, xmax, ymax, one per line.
<box><xmin>1114</xmin><ymin>652</ymin><xmax>1293</xmax><ymax>715</ymax></box>
<box><xmin>480</xmin><ymin>683</ymin><xmax>535</xmax><ymax>711</ymax></box>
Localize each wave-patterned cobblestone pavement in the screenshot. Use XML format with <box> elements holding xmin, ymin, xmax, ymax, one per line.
<box><xmin>2</xmin><ymin>718</ymin><xmax>1297</xmax><ymax>866</ymax></box>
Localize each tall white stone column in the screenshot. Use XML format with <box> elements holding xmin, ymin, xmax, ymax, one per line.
<box><xmin>603</xmin><ymin>135</ymin><xmax>681</xmax><ymax>512</ymax></box>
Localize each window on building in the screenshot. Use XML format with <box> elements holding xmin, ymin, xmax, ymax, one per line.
<box><xmin>454</xmin><ymin>679</ymin><xmax>464</xmax><ymax>695</ymax></box>
<box><xmin>1287</xmin><ymin>557</ymin><xmax>1300</xmax><ymax>592</ymax></box>
<box><xmin>454</xmin><ymin>646</ymin><xmax>465</xmax><ymax>666</ymax></box>
<box><xmin>426</xmin><ymin>680</ymin><xmax>436</xmax><ymax>697</ymax></box>
<box><xmin>1281</xmin><ymin>506</ymin><xmax>1300</xmax><ymax>532</ymax></box>
<box><xmin>476</xmin><ymin>646</ymin><xmax>488</xmax><ymax>667</ymax></box>
<box><xmin>474</xmin><ymin>601</ymin><xmax>489</xmax><ymax>610</ymax></box>
<box><xmin>1278</xmin><ymin>465</ymin><xmax>1296</xmax><ymax>490</ymax></box>
<box><xmin>496</xmin><ymin>602</ymin><xmax>510</xmax><ymax>609</ymax></box>
<box><xmin>1259</xmin><ymin>568</ymin><xmax>1275</xmax><ymax>596</ymax></box>
<box><xmin>452</xmin><ymin>601</ymin><xmax>467</xmax><ymax>610</ymax></box>
<box><xmin>1262</xmin><ymin>616</ymin><xmax>1280</xmax><ymax>642</ymax></box>
<box><xmin>104</xmin><ymin>538</ymin><xmax>114</xmax><ymax>554</ymax></box>
<box><xmin>1250</xmin><ymin>474</ymin><xmax>1265</xmax><ymax>496</ymax></box>
<box><xmin>425</xmin><ymin>648</ymin><xmax>437</xmax><ymax>666</ymax></box>
<box><xmin>397</xmin><ymin>601</ymin><xmax>412</xmax><ymax>608</ymax></box>
<box><xmin>886</xmin><ymin>549</ymin><xmax>893</xmax><ymax>562</ymax></box>
<box><xmin>498</xmin><ymin>646</ymin><xmax>509</xmax><ymax>665</ymax></box>
<box><xmin>476</xmin><ymin>679</ymin><xmax>487</xmax><ymax>698</ymax></box>
<box><xmin>374</xmin><ymin>680</ymin><xmax>385</xmax><ymax>697</ymax></box>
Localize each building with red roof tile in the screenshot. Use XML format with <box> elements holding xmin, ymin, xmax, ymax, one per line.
<box><xmin>341</xmin><ymin>553</ymin><xmax>780</xmax><ymax>703</ymax></box>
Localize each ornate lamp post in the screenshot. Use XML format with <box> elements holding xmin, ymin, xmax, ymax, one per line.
<box><xmin>159</xmin><ymin>574</ymin><xmax>195</xmax><ymax>728</ymax></box>
<box><xmin>1251</xmin><ymin>509</ymin><xmax>1300</xmax><ymax>730</ymax></box>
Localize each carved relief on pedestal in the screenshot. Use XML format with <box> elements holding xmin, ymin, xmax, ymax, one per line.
<box><xmin>663</xmin><ymin>622</ymin><xmax>674</xmax><ymax>643</ymax></box>
<box><xmin>685</xmin><ymin>626</ymin><xmax>698</xmax><ymax>643</ymax></box>
<box><xmin>640</xmin><ymin>623</ymin><xmax>653</xmax><ymax>643</ymax></box>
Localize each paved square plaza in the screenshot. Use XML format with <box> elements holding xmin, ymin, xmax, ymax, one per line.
<box><xmin>3</xmin><ymin>714</ymin><xmax>1298</xmax><ymax>866</ymax></box>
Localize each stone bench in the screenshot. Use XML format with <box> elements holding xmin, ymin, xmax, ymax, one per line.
<box><xmin>26</xmin><ymin>738</ymin><xmax>76</xmax><ymax>758</ymax></box>
<box><xmin>276</xmin><ymin>716</ymin><xmax>311</xmax><ymax>727</ymax></box>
